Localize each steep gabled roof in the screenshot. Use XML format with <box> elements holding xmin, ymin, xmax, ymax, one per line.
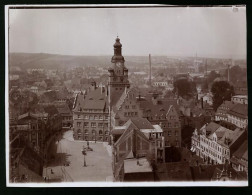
<box><xmin>130</xmin><ymin>117</ymin><xmax>154</xmax><ymax>130</ymax></box>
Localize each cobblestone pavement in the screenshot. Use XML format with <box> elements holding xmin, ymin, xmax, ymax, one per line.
<box><xmin>43</xmin><ymin>130</ymin><xmax>113</xmax><ymax>182</ymax></box>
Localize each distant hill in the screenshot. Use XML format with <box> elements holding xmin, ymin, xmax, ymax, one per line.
<box><xmin>9</xmin><ymin>53</ymin><xmax>113</xmax><ymax>70</ymax></box>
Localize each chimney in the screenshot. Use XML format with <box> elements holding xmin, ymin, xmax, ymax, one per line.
<box><xmin>201</xmin><ymin>97</ymin><xmax>204</xmax><ymax>109</ymax></box>
<box><xmin>227</xmin><ymin>64</ymin><xmax>230</xmax><ymax>82</ymax></box>
<box><xmin>101</xmin><ymin>86</ymin><xmax>105</xmax><ymax>94</ymax></box>
<box><xmin>149</xmin><ymin>54</ymin><xmax>152</xmax><ymax>86</ymax></box>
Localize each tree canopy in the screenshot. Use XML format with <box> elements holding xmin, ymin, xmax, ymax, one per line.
<box><xmin>173</xmin><ymin>78</ymin><xmax>196</xmax><ymax>97</ymax></box>
<box><xmin>211</xmin><ymin>81</ymin><xmax>234</xmax><ymax>111</ymax></box>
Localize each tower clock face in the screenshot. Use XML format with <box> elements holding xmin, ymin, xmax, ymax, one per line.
<box><xmin>116</xmin><ymin>62</ymin><xmax>122</xmax><ymax>66</ymax></box>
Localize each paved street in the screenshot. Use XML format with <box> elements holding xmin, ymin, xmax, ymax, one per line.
<box><xmin>43</xmin><ymin>130</ymin><xmax>113</xmax><ymax>182</ymax></box>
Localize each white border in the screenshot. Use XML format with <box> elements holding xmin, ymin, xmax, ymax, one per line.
<box><xmin>5</xmin><ymin>4</ymin><xmax>248</xmax><ymax>187</ymax></box>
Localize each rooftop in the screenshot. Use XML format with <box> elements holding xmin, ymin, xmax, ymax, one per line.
<box><xmin>228</xmin><ymin>104</ymin><xmax>248</xmax><ymax>119</ymax></box>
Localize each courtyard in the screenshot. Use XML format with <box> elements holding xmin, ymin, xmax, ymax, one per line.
<box><xmin>43</xmin><ymin>130</ymin><xmax>113</xmax><ymax>182</ymax></box>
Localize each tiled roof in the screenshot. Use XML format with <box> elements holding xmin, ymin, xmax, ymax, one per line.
<box><xmin>140</xmin><ymin>99</ymin><xmax>179</xmax><ymax>117</ymax></box>
<box><xmin>205</xmin><ymin>122</ymin><xmax>221</xmax><ymax>135</ymax></box>
<box><xmin>228</xmin><ymin>104</ymin><xmax>248</xmax><ymax>119</ymax></box>
<box><xmin>232</xmin><ymin>140</ymin><xmax>248</xmax><ymax>160</ymax></box>
<box><xmin>73</xmin><ymin>87</ymin><xmax>108</xmax><ymax>112</ymax></box>
<box><xmin>130</xmin><ymin>117</ymin><xmax>154</xmax><ymax>129</ymax></box>
<box><xmin>56</xmin><ymin>104</ymin><xmax>71</xmax><ymax>114</ymax></box>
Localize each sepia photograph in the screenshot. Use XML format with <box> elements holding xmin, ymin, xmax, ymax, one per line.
<box><xmin>5</xmin><ymin>4</ymin><xmax>248</xmax><ymax>187</ymax></box>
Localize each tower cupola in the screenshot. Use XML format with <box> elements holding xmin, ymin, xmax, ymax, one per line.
<box><xmin>111</xmin><ymin>36</ymin><xmax>125</xmax><ymax>63</ymax></box>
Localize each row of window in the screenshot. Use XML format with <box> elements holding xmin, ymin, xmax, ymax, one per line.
<box><xmin>63</xmin><ymin>116</ymin><xmax>72</xmax><ymax>120</ymax></box>
<box><xmin>77</xmin><ymin>135</ymin><xmax>109</xmax><ymax>141</ymax></box>
<box><xmin>77</xmin><ymin>122</ymin><xmax>108</xmax><ymax>128</ymax></box>
<box><xmin>124</xmin><ymin>112</ymin><xmax>138</xmax><ymax>117</ymax></box>
<box><xmin>147</xmin><ymin>116</ymin><xmax>179</xmax><ymax>121</ymax></box>
<box><xmin>77</xmin><ymin>115</ymin><xmax>109</xmax><ymax>120</ymax></box>
<box><xmin>77</xmin><ymin>129</ymin><xmax>109</xmax><ymax>135</ymax></box>
<box><xmin>200</xmin><ymin>136</ymin><xmax>229</xmax><ymax>155</ymax></box>
<box><xmin>165</xmin><ymin>141</ymin><xmax>180</xmax><ymax>147</ymax></box>
<box><xmin>125</xmin><ymin>105</ymin><xmax>136</xmax><ymax>109</ymax></box>
<box><xmin>77</xmin><ymin>109</ymin><xmax>109</xmax><ymax>113</ymax></box>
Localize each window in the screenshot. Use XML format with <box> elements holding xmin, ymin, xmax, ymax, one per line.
<box><xmin>78</xmin><ymin>115</ymin><xmax>80</xmax><ymax>119</ymax></box>
<box><xmin>92</xmin><ymin>130</ymin><xmax>96</xmax><ymax>135</ymax></box>
<box><xmin>125</xmin><ymin>105</ymin><xmax>129</xmax><ymax>109</ymax></box>
<box><xmin>132</xmin><ymin>105</ymin><xmax>136</xmax><ymax>109</ymax></box>
<box><xmin>94</xmin><ymin>115</ymin><xmax>99</xmax><ymax>120</ymax></box>
<box><xmin>135</xmin><ymin>112</ymin><xmax>138</xmax><ymax>116</ymax></box>
<box><xmin>105</xmin><ymin>131</ymin><xmax>109</xmax><ymax>135</ymax></box>
<box><xmin>98</xmin><ymin>123</ymin><xmax>103</xmax><ymax>128</ymax></box>
<box><xmin>175</xmin><ymin>131</ymin><xmax>178</xmax><ymax>136</ymax></box>
<box><xmin>168</xmin><ymin>131</ymin><xmax>171</xmax><ymax>136</ymax></box>
<box><xmin>91</xmin><ymin>122</ymin><xmax>96</xmax><ymax>127</ymax></box>
<box><xmin>124</xmin><ymin>112</ymin><xmax>127</xmax><ymax>117</ymax></box>
<box><xmin>99</xmin><ymin>115</ymin><xmax>103</xmax><ymax>120</ymax></box>
<box><xmin>84</xmin><ymin>122</ymin><xmax>89</xmax><ymax>127</ymax></box>
<box><xmin>77</xmin><ymin>122</ymin><xmax>81</xmax><ymax>127</ymax></box>
<box><xmin>168</xmin><ymin>122</ymin><xmax>171</xmax><ymax>127</ymax></box>
<box><xmin>99</xmin><ymin>130</ymin><xmax>103</xmax><ymax>135</ymax></box>
<box><xmin>84</xmin><ymin>129</ymin><xmax>88</xmax><ymax>134</ymax></box>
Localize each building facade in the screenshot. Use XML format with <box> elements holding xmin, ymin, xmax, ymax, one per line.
<box><xmin>72</xmin><ymin>82</ymin><xmax>110</xmax><ymax>141</ymax></box>
<box><xmin>191</xmin><ymin>122</ymin><xmax>247</xmax><ymax>165</ymax></box>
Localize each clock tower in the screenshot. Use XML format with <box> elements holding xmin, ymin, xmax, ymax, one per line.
<box><xmin>108</xmin><ymin>37</ymin><xmax>130</xmax><ymax>106</ymax></box>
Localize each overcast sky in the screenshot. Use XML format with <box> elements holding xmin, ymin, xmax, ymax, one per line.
<box><xmin>8</xmin><ymin>6</ymin><xmax>246</xmax><ymax>58</ymax></box>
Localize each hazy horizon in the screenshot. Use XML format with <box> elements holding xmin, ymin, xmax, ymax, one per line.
<box><xmin>8</xmin><ymin>6</ymin><xmax>246</xmax><ymax>59</ymax></box>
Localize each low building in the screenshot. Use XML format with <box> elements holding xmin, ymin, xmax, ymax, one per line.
<box><xmin>227</xmin><ymin>104</ymin><xmax>248</xmax><ymax>129</ymax></box>
<box><xmin>231</xmin><ymin>95</ymin><xmax>248</xmax><ymax>105</ymax></box>
<box><xmin>215</xmin><ymin>101</ymin><xmax>235</xmax><ymax>122</ymax></box>
<box><xmin>55</xmin><ymin>104</ymin><xmax>73</xmax><ymax>129</ymax></box>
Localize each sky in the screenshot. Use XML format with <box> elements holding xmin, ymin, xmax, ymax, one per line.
<box><xmin>8</xmin><ymin>6</ymin><xmax>246</xmax><ymax>58</ymax></box>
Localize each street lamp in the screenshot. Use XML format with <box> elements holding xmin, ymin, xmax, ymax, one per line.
<box><xmin>82</xmin><ymin>146</ymin><xmax>87</xmax><ymax>167</ymax></box>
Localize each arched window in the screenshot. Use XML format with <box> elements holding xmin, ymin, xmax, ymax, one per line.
<box><xmin>99</xmin><ymin>130</ymin><xmax>103</xmax><ymax>135</ymax></box>
<box><xmin>84</xmin><ymin>129</ymin><xmax>88</xmax><ymax>134</ymax></box>
<box><xmin>92</xmin><ymin>130</ymin><xmax>96</xmax><ymax>135</ymax></box>
<box><xmin>99</xmin><ymin>115</ymin><xmax>103</xmax><ymax>120</ymax></box>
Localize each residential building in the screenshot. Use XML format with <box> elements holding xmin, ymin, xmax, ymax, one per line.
<box><xmin>215</xmin><ymin>101</ymin><xmax>235</xmax><ymax>122</ymax></box>
<box><xmin>227</xmin><ymin>104</ymin><xmax>248</xmax><ymax>129</ymax></box>
<box><xmin>111</xmin><ymin>87</ymin><xmax>143</xmax><ymax>127</ymax></box>
<box><xmin>231</xmin><ymin>95</ymin><xmax>248</xmax><ymax>105</ymax></box>
<box><xmin>139</xmin><ymin>97</ymin><xmax>181</xmax><ymax>147</ymax></box>
<box><xmin>191</xmin><ymin>122</ymin><xmax>247</xmax><ymax>165</ymax></box>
